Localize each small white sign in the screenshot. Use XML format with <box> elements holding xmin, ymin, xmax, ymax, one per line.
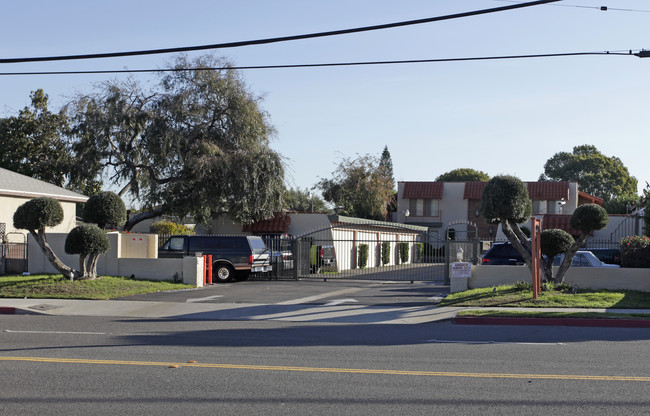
<box><xmin>451</xmin><ymin>262</ymin><xmax>472</xmax><ymax>278</ymax></box>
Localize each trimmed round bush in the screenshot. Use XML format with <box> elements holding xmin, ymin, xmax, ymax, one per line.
<box><xmin>479</xmin><ymin>175</ymin><xmax>532</xmax><ymax>224</ymax></box>
<box><xmin>570</xmin><ymin>203</ymin><xmax>608</xmax><ymax>233</ymax></box>
<box><xmin>65</xmin><ymin>224</ymin><xmax>110</xmax><ymax>255</ymax></box>
<box><xmin>540</xmin><ymin>229</ymin><xmax>574</xmax><ymax>258</ymax></box>
<box><xmin>13</xmin><ymin>197</ymin><xmax>64</xmax><ymax>230</ymax></box>
<box><xmin>83</xmin><ymin>191</ymin><xmax>126</xmax><ymax>229</ymax></box>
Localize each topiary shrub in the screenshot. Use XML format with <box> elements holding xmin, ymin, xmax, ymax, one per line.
<box><xmin>398</xmin><ymin>242</ymin><xmax>410</xmax><ymax>264</ymax></box>
<box><xmin>13</xmin><ymin>197</ymin><xmax>63</xmax><ymax>231</ymax></box>
<box><xmin>358</xmin><ymin>244</ymin><xmax>369</xmax><ymax>269</ymax></box>
<box><xmin>479</xmin><ymin>175</ymin><xmax>532</xmax><ymax>224</ymax></box>
<box><xmin>540</xmin><ymin>229</ymin><xmax>575</xmax><ymax>259</ymax></box>
<box><xmin>381</xmin><ymin>241</ymin><xmax>391</xmax><ymax>265</ymax></box>
<box><xmin>620</xmin><ymin>236</ymin><xmax>650</xmax><ymax>268</ymax></box>
<box><xmin>65</xmin><ymin>224</ymin><xmax>110</xmax><ymax>280</ymax></box>
<box><xmin>65</xmin><ymin>224</ymin><xmax>110</xmax><ymax>255</ymax></box>
<box><xmin>83</xmin><ymin>191</ymin><xmax>126</xmax><ymax>229</ymax></box>
<box><xmin>151</xmin><ymin>219</ymin><xmax>195</xmax><ymax>235</ymax></box>
<box><xmin>570</xmin><ymin>203</ymin><xmax>609</xmax><ymax>234</ymax></box>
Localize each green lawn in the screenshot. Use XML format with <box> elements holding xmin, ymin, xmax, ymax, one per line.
<box><xmin>457</xmin><ymin>310</ymin><xmax>650</xmax><ymax>320</ymax></box>
<box><xmin>439</xmin><ymin>283</ymin><xmax>650</xmax><ymax>309</ymax></box>
<box><xmin>0</xmin><ymin>274</ymin><xmax>194</xmax><ymax>300</ymax></box>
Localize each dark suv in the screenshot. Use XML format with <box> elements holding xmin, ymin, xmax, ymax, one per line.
<box><xmin>159</xmin><ymin>235</ymin><xmax>271</xmax><ymax>282</ymax></box>
<box><xmin>481</xmin><ymin>242</ymin><xmax>526</xmax><ymax>265</ymax></box>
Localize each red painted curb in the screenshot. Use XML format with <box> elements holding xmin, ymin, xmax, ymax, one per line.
<box><xmin>454</xmin><ymin>316</ymin><xmax>650</xmax><ymax>328</ymax></box>
<box><xmin>0</xmin><ymin>307</ymin><xmax>17</xmax><ymax>314</ymax></box>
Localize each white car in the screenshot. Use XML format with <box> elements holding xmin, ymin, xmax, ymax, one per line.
<box><xmin>552</xmin><ymin>251</ymin><xmax>620</xmax><ymax>268</ymax></box>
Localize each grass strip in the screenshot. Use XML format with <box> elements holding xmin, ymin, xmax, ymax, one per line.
<box><xmin>0</xmin><ymin>274</ymin><xmax>194</xmax><ymax>300</ymax></box>
<box><xmin>439</xmin><ymin>283</ymin><xmax>650</xmax><ymax>309</ymax></box>
<box><xmin>456</xmin><ymin>309</ymin><xmax>650</xmax><ymax>320</ymax></box>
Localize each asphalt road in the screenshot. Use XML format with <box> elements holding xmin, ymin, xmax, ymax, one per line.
<box><xmin>116</xmin><ymin>279</ymin><xmax>451</xmax><ymax>307</ymax></box>
<box><xmin>2</xmin><ymin>314</ymin><xmax>650</xmax><ymax>415</ymax></box>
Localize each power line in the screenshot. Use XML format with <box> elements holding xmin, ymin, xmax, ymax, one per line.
<box><xmin>495</xmin><ymin>0</ymin><xmax>650</xmax><ymax>13</ymax></box>
<box><xmin>0</xmin><ymin>0</ymin><xmax>560</xmax><ymax>64</ymax></box>
<box><xmin>0</xmin><ymin>51</ymin><xmax>636</xmax><ymax>76</ymax></box>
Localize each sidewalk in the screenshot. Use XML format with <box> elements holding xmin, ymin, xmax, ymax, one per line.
<box><xmin>0</xmin><ymin>298</ymin><xmax>461</xmax><ymax>324</ymax></box>
<box><xmin>2</xmin><ymin>297</ymin><xmax>650</xmax><ymax>326</ymax></box>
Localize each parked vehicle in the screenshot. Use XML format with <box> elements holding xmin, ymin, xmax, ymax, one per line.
<box><xmin>552</xmin><ymin>251</ymin><xmax>620</xmax><ymax>268</ymax></box>
<box><xmin>586</xmin><ymin>248</ymin><xmax>621</xmax><ymax>265</ymax></box>
<box><xmin>481</xmin><ymin>242</ymin><xmax>526</xmax><ymax>265</ymax></box>
<box><xmin>310</xmin><ymin>244</ymin><xmax>337</xmax><ymax>273</ymax></box>
<box><xmin>158</xmin><ymin>235</ymin><xmax>272</xmax><ymax>282</ymax></box>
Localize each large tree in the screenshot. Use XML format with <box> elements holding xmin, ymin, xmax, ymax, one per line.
<box><xmin>0</xmin><ymin>90</ymin><xmax>100</xmax><ymax>195</ymax></box>
<box><xmin>65</xmin><ymin>54</ymin><xmax>285</xmax><ymax>230</ymax></box>
<box><xmin>318</xmin><ymin>153</ymin><xmax>394</xmax><ymax>221</ymax></box>
<box><xmin>436</xmin><ymin>168</ymin><xmax>490</xmax><ymax>182</ymax></box>
<box><xmin>0</xmin><ymin>90</ymin><xmax>71</xmax><ymax>187</ymax></box>
<box><xmin>539</xmin><ymin>145</ymin><xmax>637</xmax><ymax>202</ymax></box>
<box><xmin>283</xmin><ymin>187</ymin><xmax>328</xmax><ymax>213</ymax></box>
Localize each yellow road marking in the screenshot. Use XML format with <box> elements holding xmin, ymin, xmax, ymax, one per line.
<box><xmin>0</xmin><ymin>356</ymin><xmax>648</xmax><ymax>382</ymax></box>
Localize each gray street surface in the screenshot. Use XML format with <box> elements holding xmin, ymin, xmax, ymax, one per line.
<box><xmin>2</xmin><ymin>280</ymin><xmax>650</xmax><ymax>415</ymax></box>
<box><xmin>2</xmin><ymin>314</ymin><xmax>650</xmax><ymax>415</ymax></box>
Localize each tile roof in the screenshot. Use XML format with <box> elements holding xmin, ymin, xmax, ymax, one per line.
<box><xmin>463</xmin><ymin>182</ymin><xmax>487</xmax><ymax>199</ymax></box>
<box><xmin>242</xmin><ymin>213</ymin><xmax>291</xmax><ymax>234</ymax></box>
<box><xmin>526</xmin><ymin>181</ymin><xmax>570</xmax><ymax>201</ymax></box>
<box><xmin>462</xmin><ymin>181</ymin><xmax>571</xmax><ymax>200</ymax></box>
<box><xmin>402</xmin><ymin>182</ymin><xmax>444</xmax><ymax>199</ymax></box>
<box><xmin>578</xmin><ymin>191</ymin><xmax>604</xmax><ymax>206</ymax></box>
<box><xmin>0</xmin><ymin>167</ymin><xmax>88</xmax><ymax>202</ymax></box>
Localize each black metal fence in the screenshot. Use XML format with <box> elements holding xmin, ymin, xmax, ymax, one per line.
<box><xmin>261</xmin><ymin>235</ymin><xmax>488</xmax><ymax>282</ymax></box>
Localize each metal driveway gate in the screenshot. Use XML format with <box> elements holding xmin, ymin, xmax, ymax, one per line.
<box><xmin>289</xmin><ymin>223</ymin><xmax>453</xmax><ymax>282</ymax></box>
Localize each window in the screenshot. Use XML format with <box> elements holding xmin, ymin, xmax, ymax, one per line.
<box><xmin>166</xmin><ymin>237</ymin><xmax>185</xmax><ymax>251</ymax></box>
<box><xmin>532</xmin><ymin>200</ymin><xmax>547</xmax><ymax>214</ymax></box>
<box><xmin>408</xmin><ymin>199</ymin><xmax>439</xmax><ymax>217</ymax></box>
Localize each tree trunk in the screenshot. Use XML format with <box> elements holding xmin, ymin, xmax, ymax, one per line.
<box><xmin>554</xmin><ymin>233</ymin><xmax>589</xmax><ymax>284</ymax></box>
<box><xmin>88</xmin><ymin>253</ymin><xmax>101</xmax><ymax>280</ymax></box>
<box><xmin>79</xmin><ymin>253</ymin><xmax>88</xmax><ymax>279</ymax></box>
<box><xmin>30</xmin><ymin>229</ymin><xmax>79</xmax><ymax>281</ymax></box>
<box><xmin>540</xmin><ymin>256</ymin><xmax>555</xmax><ymax>283</ymax></box>
<box><xmin>501</xmin><ymin>219</ymin><xmax>533</xmax><ymax>272</ymax></box>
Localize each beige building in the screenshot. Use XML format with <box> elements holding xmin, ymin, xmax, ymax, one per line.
<box><xmin>0</xmin><ymin>167</ymin><xmax>88</xmax><ymax>242</ymax></box>
<box><xmin>396</xmin><ymin>181</ymin><xmax>605</xmax><ymax>240</ymax></box>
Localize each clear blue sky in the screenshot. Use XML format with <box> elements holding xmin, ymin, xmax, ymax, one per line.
<box><xmin>2</xmin><ymin>1</ymin><xmax>649</xmax><ymax>196</ymax></box>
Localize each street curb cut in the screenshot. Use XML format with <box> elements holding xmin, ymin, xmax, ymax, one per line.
<box><xmin>454</xmin><ymin>316</ymin><xmax>650</xmax><ymax>328</ymax></box>
<box><xmin>0</xmin><ymin>307</ymin><xmax>17</xmax><ymax>315</ymax></box>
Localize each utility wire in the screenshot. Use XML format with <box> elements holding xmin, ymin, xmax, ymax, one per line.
<box><xmin>495</xmin><ymin>0</ymin><xmax>650</xmax><ymax>13</ymax></box>
<box><xmin>0</xmin><ymin>0</ymin><xmax>560</xmax><ymax>64</ymax></box>
<box><xmin>0</xmin><ymin>51</ymin><xmax>636</xmax><ymax>76</ymax></box>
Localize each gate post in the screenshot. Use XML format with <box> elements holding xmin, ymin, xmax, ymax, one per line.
<box><xmin>444</xmin><ymin>239</ymin><xmax>451</xmax><ymax>284</ymax></box>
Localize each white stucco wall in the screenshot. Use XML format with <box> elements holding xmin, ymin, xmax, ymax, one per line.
<box><xmin>467</xmin><ymin>265</ymin><xmax>650</xmax><ymax>292</ymax></box>
<box><xmin>27</xmin><ymin>233</ymin><xmax>203</xmax><ymax>286</ymax></box>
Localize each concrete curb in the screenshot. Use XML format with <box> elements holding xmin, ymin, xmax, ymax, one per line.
<box><xmin>454</xmin><ymin>316</ymin><xmax>650</xmax><ymax>328</ymax></box>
